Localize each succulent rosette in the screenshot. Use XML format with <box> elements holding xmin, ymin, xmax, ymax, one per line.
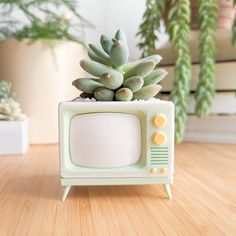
<box><xmin>72</xmin><ymin>29</ymin><xmax>167</xmax><ymax>101</ymax></box>
<box><xmin>0</xmin><ymin>80</ymin><xmax>25</xmax><ymax>121</ymax></box>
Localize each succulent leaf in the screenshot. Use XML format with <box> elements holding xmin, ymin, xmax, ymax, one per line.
<box><xmin>115</xmin><ymin>88</ymin><xmax>133</xmax><ymax>101</ymax></box>
<box><xmin>115</xmin><ymin>29</ymin><xmax>127</xmax><ymax>42</ymax></box>
<box><xmin>88</xmin><ymin>48</ymin><xmax>111</xmax><ymax>66</ymax></box>
<box><xmin>133</xmin><ymin>84</ymin><xmax>162</xmax><ymax>100</ymax></box>
<box><xmin>88</xmin><ymin>43</ymin><xmax>110</xmax><ymax>61</ymax></box>
<box><xmin>124</xmin><ymin>60</ymin><xmax>155</xmax><ymax>79</ymax></box>
<box><xmin>94</xmin><ymin>87</ymin><xmax>114</xmax><ymax>101</ymax></box>
<box><xmin>80</xmin><ymin>60</ymin><xmax>116</xmax><ymax>77</ymax></box>
<box><xmin>143</xmin><ymin>69</ymin><xmax>168</xmax><ymax>86</ymax></box>
<box><xmin>100</xmin><ymin>34</ymin><xmax>113</xmax><ymax>54</ymax></box>
<box><xmin>122</xmin><ymin>55</ymin><xmax>162</xmax><ymax>73</ymax></box>
<box><xmin>72</xmin><ymin>78</ymin><xmax>104</xmax><ymax>94</ymax></box>
<box><xmin>100</xmin><ymin>72</ymin><xmax>123</xmax><ymax>89</ymax></box>
<box><xmin>110</xmin><ymin>40</ymin><xmax>129</xmax><ymax>67</ymax></box>
<box><xmin>123</xmin><ymin>76</ymin><xmax>144</xmax><ymax>92</ymax></box>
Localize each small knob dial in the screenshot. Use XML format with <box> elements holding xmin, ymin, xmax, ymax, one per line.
<box><xmin>150</xmin><ymin>167</ymin><xmax>157</xmax><ymax>174</ymax></box>
<box><xmin>153</xmin><ymin>114</ymin><xmax>167</xmax><ymax>127</ymax></box>
<box><xmin>160</xmin><ymin>167</ymin><xmax>167</xmax><ymax>174</ymax></box>
<box><xmin>152</xmin><ymin>132</ymin><xmax>167</xmax><ymax>145</ymax></box>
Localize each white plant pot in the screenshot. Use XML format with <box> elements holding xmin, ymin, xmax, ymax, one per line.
<box><xmin>0</xmin><ymin>119</ymin><xmax>28</xmax><ymax>155</ymax></box>
<box><xmin>0</xmin><ymin>39</ymin><xmax>85</xmax><ymax>144</ymax></box>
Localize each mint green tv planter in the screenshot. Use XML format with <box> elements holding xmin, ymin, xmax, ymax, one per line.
<box><xmin>59</xmin><ymin>100</ymin><xmax>174</xmax><ymax>201</ymax></box>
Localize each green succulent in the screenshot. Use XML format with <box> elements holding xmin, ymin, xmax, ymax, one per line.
<box><xmin>0</xmin><ymin>80</ymin><xmax>25</xmax><ymax>121</ymax></box>
<box><xmin>0</xmin><ymin>80</ymin><xmax>11</xmax><ymax>98</ymax></box>
<box><xmin>72</xmin><ymin>29</ymin><xmax>167</xmax><ymax>101</ymax></box>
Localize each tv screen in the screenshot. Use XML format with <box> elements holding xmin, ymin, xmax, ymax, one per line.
<box><xmin>70</xmin><ymin>113</ymin><xmax>142</xmax><ymax>168</ymax></box>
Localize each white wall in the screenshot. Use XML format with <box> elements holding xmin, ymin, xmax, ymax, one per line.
<box><xmin>2</xmin><ymin>0</ymin><xmax>168</xmax><ymax>60</ymax></box>
<box><xmin>80</xmin><ymin>0</ymin><xmax>146</xmax><ymax>60</ymax></box>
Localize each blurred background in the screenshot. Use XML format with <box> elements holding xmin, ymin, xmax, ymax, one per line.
<box><xmin>0</xmin><ymin>0</ymin><xmax>235</xmax><ymax>152</ymax></box>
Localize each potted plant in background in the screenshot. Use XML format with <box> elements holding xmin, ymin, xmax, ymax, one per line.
<box><xmin>137</xmin><ymin>0</ymin><xmax>236</xmax><ymax>142</ymax></box>
<box><xmin>0</xmin><ymin>80</ymin><xmax>28</xmax><ymax>155</ymax></box>
<box><xmin>0</xmin><ymin>0</ymin><xmax>92</xmax><ymax>144</ymax></box>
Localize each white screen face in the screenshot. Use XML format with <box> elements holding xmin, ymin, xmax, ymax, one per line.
<box><xmin>70</xmin><ymin>113</ymin><xmax>141</xmax><ymax>168</ymax></box>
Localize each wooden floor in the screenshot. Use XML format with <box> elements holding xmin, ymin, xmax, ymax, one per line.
<box><xmin>0</xmin><ymin>143</ymin><xmax>235</xmax><ymax>236</ymax></box>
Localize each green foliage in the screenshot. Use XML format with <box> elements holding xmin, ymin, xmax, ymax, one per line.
<box><xmin>73</xmin><ymin>29</ymin><xmax>168</xmax><ymax>101</ymax></box>
<box><xmin>137</xmin><ymin>0</ymin><xmax>228</xmax><ymax>142</ymax></box>
<box><xmin>195</xmin><ymin>0</ymin><xmax>218</xmax><ymax>117</ymax></box>
<box><xmin>137</xmin><ymin>0</ymin><xmax>166</xmax><ymax>57</ymax></box>
<box><xmin>0</xmin><ymin>0</ymin><xmax>93</xmax><ymax>43</ymax></box>
<box><xmin>233</xmin><ymin>19</ymin><xmax>236</xmax><ymax>46</ymax></box>
<box><xmin>233</xmin><ymin>1</ymin><xmax>236</xmax><ymax>46</ymax></box>
<box><xmin>167</xmin><ymin>0</ymin><xmax>192</xmax><ymax>142</ymax></box>
<box><xmin>0</xmin><ymin>80</ymin><xmax>25</xmax><ymax>121</ymax></box>
<box><xmin>0</xmin><ymin>80</ymin><xmax>11</xmax><ymax>97</ymax></box>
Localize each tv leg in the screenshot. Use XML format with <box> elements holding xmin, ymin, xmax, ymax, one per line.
<box><xmin>163</xmin><ymin>184</ymin><xmax>172</xmax><ymax>200</ymax></box>
<box><xmin>62</xmin><ymin>185</ymin><xmax>71</xmax><ymax>201</ymax></box>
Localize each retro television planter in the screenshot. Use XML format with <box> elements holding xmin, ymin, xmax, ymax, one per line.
<box><xmin>59</xmin><ymin>100</ymin><xmax>174</xmax><ymax>201</ymax></box>
<box><xmin>58</xmin><ymin>30</ymin><xmax>175</xmax><ymax>201</ymax></box>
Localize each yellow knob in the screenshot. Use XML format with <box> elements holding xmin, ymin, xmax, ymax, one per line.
<box><xmin>160</xmin><ymin>167</ymin><xmax>167</xmax><ymax>174</ymax></box>
<box><xmin>152</xmin><ymin>132</ymin><xmax>167</xmax><ymax>145</ymax></box>
<box><xmin>153</xmin><ymin>114</ymin><xmax>167</xmax><ymax>127</ymax></box>
<box><xmin>150</xmin><ymin>167</ymin><xmax>157</xmax><ymax>174</ymax></box>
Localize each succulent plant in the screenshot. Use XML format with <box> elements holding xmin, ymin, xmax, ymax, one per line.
<box><xmin>0</xmin><ymin>80</ymin><xmax>25</xmax><ymax>121</ymax></box>
<box><xmin>72</xmin><ymin>29</ymin><xmax>167</xmax><ymax>101</ymax></box>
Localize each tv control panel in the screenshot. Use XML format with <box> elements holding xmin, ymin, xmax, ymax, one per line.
<box><xmin>146</xmin><ymin>102</ymin><xmax>174</xmax><ymax>177</ymax></box>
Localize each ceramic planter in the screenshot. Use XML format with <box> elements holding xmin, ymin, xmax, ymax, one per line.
<box><xmin>0</xmin><ymin>119</ymin><xmax>28</xmax><ymax>155</ymax></box>
<box><xmin>0</xmin><ymin>39</ymin><xmax>85</xmax><ymax>144</ymax></box>
<box><xmin>59</xmin><ymin>100</ymin><xmax>175</xmax><ymax>201</ymax></box>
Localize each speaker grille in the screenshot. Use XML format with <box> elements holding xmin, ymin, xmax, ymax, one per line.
<box><xmin>150</xmin><ymin>147</ymin><xmax>168</xmax><ymax>166</ymax></box>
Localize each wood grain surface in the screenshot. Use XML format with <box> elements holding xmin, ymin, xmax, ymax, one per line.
<box><xmin>0</xmin><ymin>142</ymin><xmax>235</xmax><ymax>236</ymax></box>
